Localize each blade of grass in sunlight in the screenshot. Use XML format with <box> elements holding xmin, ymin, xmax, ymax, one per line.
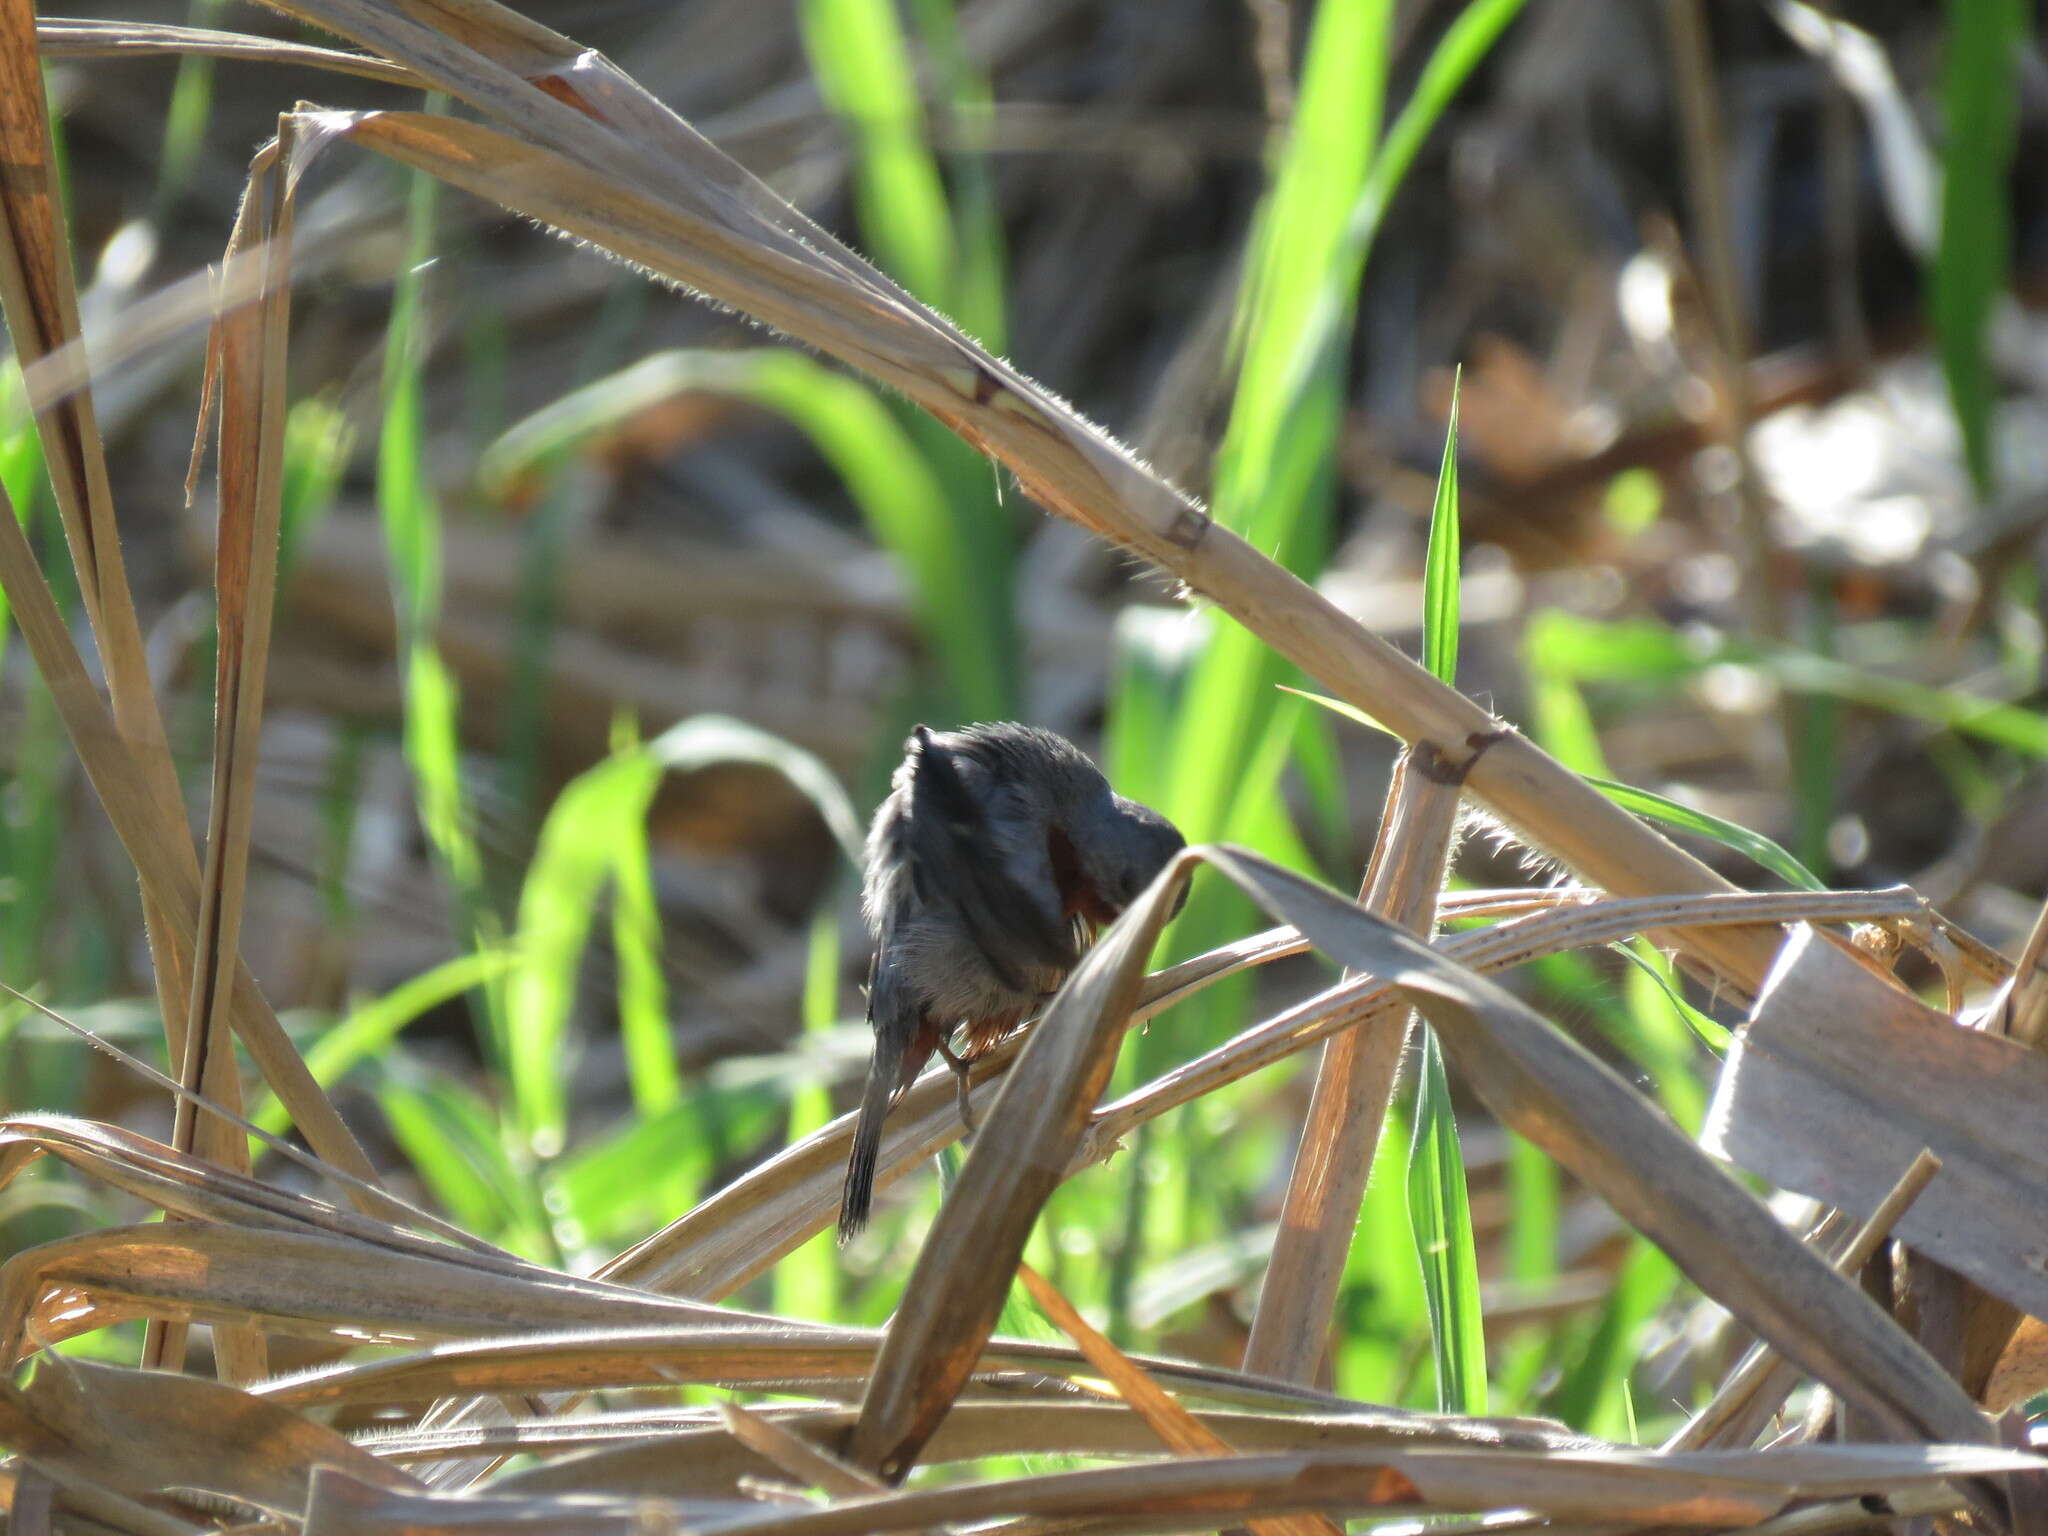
<box><xmin>1497</xmin><ymin>1131</ymin><xmax>1559</xmax><ymax>1407</ymax></box>
<box><xmin>1546</xmin><ymin>1239</ymin><xmax>1681</xmax><ymax>1438</ymax></box>
<box><xmin>377</xmin><ymin>1073</ymin><xmax>534</xmax><ymax>1245</ymax></box>
<box><xmin>1334</xmin><ymin>1107</ymin><xmax>1425</xmax><ymax>1404</ymax></box>
<box><xmin>1407</xmin><ymin>376</ymin><xmax>1484</xmax><ymax>1416</ymax></box>
<box><xmin>248</xmin><ymin>951</ymin><xmax>514</xmax><ymax>1140</ymax></box>
<box><xmin>1528</xmin><ymin>608</ymin><xmax>2048</xmax><ymax>756</ymax></box>
<box><xmin>1134</xmin><ymin>0</ymin><xmax>1407</xmax><ymax>1274</ymax></box>
<box><xmin>1585</xmin><ymin>777</ymin><xmax>1826</xmax><ymax>892</ymax></box>
<box><xmin>906</xmin><ymin>0</ymin><xmax>1007</xmax><ymax>351</ymax></box>
<box><xmin>1165</xmin><ymin>0</ymin><xmax>1393</xmax><ymax>849</ymax></box>
<box><xmin>276</xmin><ymin>393</ymin><xmax>352</xmax><ymax>577</ymax></box>
<box><xmin>798</xmin><ymin>0</ymin><xmax>956</xmax><ymax>323</ymax></box>
<box><xmin>1422</xmin><ymin>369</ymin><xmax>1462</xmax><ymax>686</ymax></box>
<box><xmin>1406</xmin><ymin>1028</ymin><xmax>1486</xmax><ymax>1415</ymax></box>
<box><xmin>1616</xmin><ymin>940</ymin><xmax>1733</xmax><ymax>1054</ymax></box>
<box><xmin>376</xmin><ymin>146</ymin><xmax>510</xmax><ymax>1079</ymax></box>
<box><xmin>1933</xmin><ymin>0</ymin><xmax>2023</xmax><ymax>500</ymax></box>
<box><xmin>775</xmin><ymin>909</ymin><xmax>844</xmax><ymax>1323</ymax></box>
<box><xmin>609</xmin><ymin>778</ymin><xmax>681</xmax><ymax>1120</ymax></box>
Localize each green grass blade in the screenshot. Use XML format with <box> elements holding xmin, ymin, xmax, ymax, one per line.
<box><xmin>906</xmin><ymin>0</ymin><xmax>1009</xmax><ymax>352</ymax></box>
<box><xmin>776</xmin><ymin>909</ymin><xmax>844</xmax><ymax>1321</ymax></box>
<box><xmin>611</xmin><ymin>793</ymin><xmax>680</xmax><ymax>1120</ymax></box>
<box><xmin>1335</xmin><ymin>1107</ymin><xmax>1426</xmax><ymax>1404</ymax></box>
<box><xmin>247</xmin><ymin>951</ymin><xmax>514</xmax><ymax>1141</ymax></box>
<box><xmin>1933</xmin><ymin>0</ymin><xmax>2024</xmax><ymax>499</ymax></box>
<box><xmin>1615</xmin><ymin>940</ymin><xmax>1732</xmax><ymax>1055</ymax></box>
<box><xmin>376</xmin><ymin>146</ymin><xmax>509</xmax><ymax>1076</ymax></box>
<box><xmin>377</xmin><ymin>1074</ymin><xmax>530</xmax><ymax>1245</ymax></box>
<box><xmin>1277</xmin><ymin>0</ymin><xmax>1528</xmax><ymax>420</ymax></box>
<box><xmin>798</xmin><ymin>0</ymin><xmax>956</xmax><ymax>316</ymax></box>
<box><xmin>1545</xmin><ymin>1239</ymin><xmax>1679</xmax><ymax>1437</ymax></box>
<box><xmin>506</xmin><ymin>748</ymin><xmax>661</xmax><ymax>1158</ymax></box>
<box><xmin>152</xmin><ymin>0</ymin><xmax>224</xmax><ymax>212</ymax></box>
<box><xmin>1422</xmin><ymin>368</ymin><xmax>1462</xmax><ymax>685</ymax></box>
<box><xmin>1406</xmin><ymin>1026</ymin><xmax>1487</xmax><ymax>1415</ymax></box>
<box><xmin>1167</xmin><ymin>0</ymin><xmax>1394</xmax><ymax>847</ymax></box>
<box><xmin>1584</xmin><ymin>775</ymin><xmax>1826</xmax><ymax>892</ymax></box>
<box><xmin>276</xmin><ymin>394</ymin><xmax>353</xmax><ymax>579</ymax></box>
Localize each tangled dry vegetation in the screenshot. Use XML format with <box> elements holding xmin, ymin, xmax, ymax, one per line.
<box><xmin>3</xmin><ymin>0</ymin><xmax>2048</xmax><ymax>1532</ymax></box>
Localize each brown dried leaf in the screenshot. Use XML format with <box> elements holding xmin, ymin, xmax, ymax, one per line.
<box><xmin>3</xmin><ymin>1353</ymin><xmax>420</xmax><ymax>1518</ymax></box>
<box><xmin>0</xmin><ymin>1221</ymin><xmax>750</xmax><ymax>1365</ymax></box>
<box><xmin>1704</xmin><ymin>927</ymin><xmax>2048</xmax><ymax>1329</ymax></box>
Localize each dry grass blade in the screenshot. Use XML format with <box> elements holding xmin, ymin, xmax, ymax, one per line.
<box><xmin>1668</xmin><ymin>1148</ymin><xmax>1942</xmax><ymax>1451</ymax></box>
<box><xmin>1</xmin><ymin>1353</ymin><xmax>422</xmax><ymax>1519</ymax></box>
<box><xmin>0</xmin><ymin>1456</ymin><xmax>203</xmax><ymax>1536</ymax></box>
<box><xmin>0</xmin><ymin>0</ymin><xmax>198</xmax><ymax>1127</ymax></box>
<box><xmin>0</xmin><ymin>1114</ymin><xmax>779</xmax><ymax>1339</ymax></box>
<box><xmin>1091</xmin><ymin>887</ymin><xmax>1927</xmax><ymax>1152</ymax></box>
<box><xmin>302</xmin><ymin>1467</ymin><xmax>759</xmax><ymax>1535</ymax></box>
<box><xmin>718</xmin><ymin>1403</ymin><xmax>884</xmax><ymax>1499</ymax></box>
<box><xmin>0</xmin><ymin>1222</ymin><xmax>753</xmax><ymax>1364</ymax></box>
<box><xmin>35</xmin><ymin>18</ymin><xmax>424</xmax><ymax>85</ymax></box>
<box><xmin>1976</xmin><ymin>891</ymin><xmax>2048</xmax><ymax>1046</ymax></box>
<box><xmin>151</xmin><ymin>123</ymin><xmax>302</xmax><ymax>1386</ymax></box>
<box><xmin>0</xmin><ymin>982</ymin><xmax>492</xmax><ymax>1250</ymax></box>
<box><xmin>1019</xmin><ymin>1262</ymin><xmax>1343</xmax><ymax>1536</ymax></box>
<box><xmin>1247</xmin><ymin>741</ymin><xmax>1464</xmax><ymax>1383</ymax></box>
<box><xmin>844</xmin><ymin>852</ymin><xmax>1188</xmax><ymax>1482</ymax></box>
<box><xmin>487</xmin><ymin>1402</ymin><xmax>1594</xmax><ymax>1501</ymax></box>
<box><xmin>1194</xmin><ymin>845</ymin><xmax>1992</xmax><ymax>1451</ymax></box>
<box><xmin>1706</xmin><ymin>927</ymin><xmax>2048</xmax><ymax>1326</ymax></box>
<box><xmin>340</xmin><ymin>1445</ymin><xmax>2044</xmax><ymax>1535</ymax></box>
<box><xmin>252</xmin><ymin>1322</ymin><xmax>1375</xmax><ymax>1417</ymax></box>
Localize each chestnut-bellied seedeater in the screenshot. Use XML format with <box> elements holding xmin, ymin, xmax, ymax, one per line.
<box><xmin>838</xmin><ymin>723</ymin><xmax>1184</xmax><ymax>1241</ymax></box>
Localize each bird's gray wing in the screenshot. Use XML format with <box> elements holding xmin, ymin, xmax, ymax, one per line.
<box><xmin>905</xmin><ymin>726</ymin><xmax>1077</xmax><ymax>990</ymax></box>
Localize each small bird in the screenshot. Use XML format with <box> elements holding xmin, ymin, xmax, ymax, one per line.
<box><xmin>838</xmin><ymin>722</ymin><xmax>1185</xmax><ymax>1241</ymax></box>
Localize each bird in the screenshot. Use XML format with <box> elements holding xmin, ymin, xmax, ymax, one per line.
<box><xmin>837</xmin><ymin>722</ymin><xmax>1186</xmax><ymax>1241</ymax></box>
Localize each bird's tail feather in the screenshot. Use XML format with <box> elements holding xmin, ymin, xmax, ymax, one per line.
<box><xmin>838</xmin><ymin>1038</ymin><xmax>901</xmax><ymax>1242</ymax></box>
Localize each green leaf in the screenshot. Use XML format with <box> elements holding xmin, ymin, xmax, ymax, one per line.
<box><xmin>247</xmin><ymin>951</ymin><xmax>514</xmax><ymax>1141</ymax></box>
<box><xmin>1406</xmin><ymin>1026</ymin><xmax>1487</xmax><ymax>1414</ymax></box>
<box><xmin>1422</xmin><ymin>367</ymin><xmax>1462</xmax><ymax>685</ymax></box>
<box><xmin>1585</xmin><ymin>774</ymin><xmax>1826</xmax><ymax>892</ymax></box>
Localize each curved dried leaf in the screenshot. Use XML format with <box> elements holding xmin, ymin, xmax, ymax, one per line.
<box><xmin>4</xmin><ymin>1354</ymin><xmax>419</xmax><ymax>1517</ymax></box>
<box><xmin>0</xmin><ymin>1222</ymin><xmax>743</xmax><ymax>1365</ymax></box>
<box><xmin>1706</xmin><ymin>926</ymin><xmax>2048</xmax><ymax>1329</ymax></box>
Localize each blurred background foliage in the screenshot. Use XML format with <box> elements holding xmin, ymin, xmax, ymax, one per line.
<box><xmin>3</xmin><ymin>0</ymin><xmax>2045</xmax><ymax>1437</ymax></box>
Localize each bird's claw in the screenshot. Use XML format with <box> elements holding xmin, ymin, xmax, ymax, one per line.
<box><xmin>935</xmin><ymin>1037</ymin><xmax>979</xmax><ymax>1136</ymax></box>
